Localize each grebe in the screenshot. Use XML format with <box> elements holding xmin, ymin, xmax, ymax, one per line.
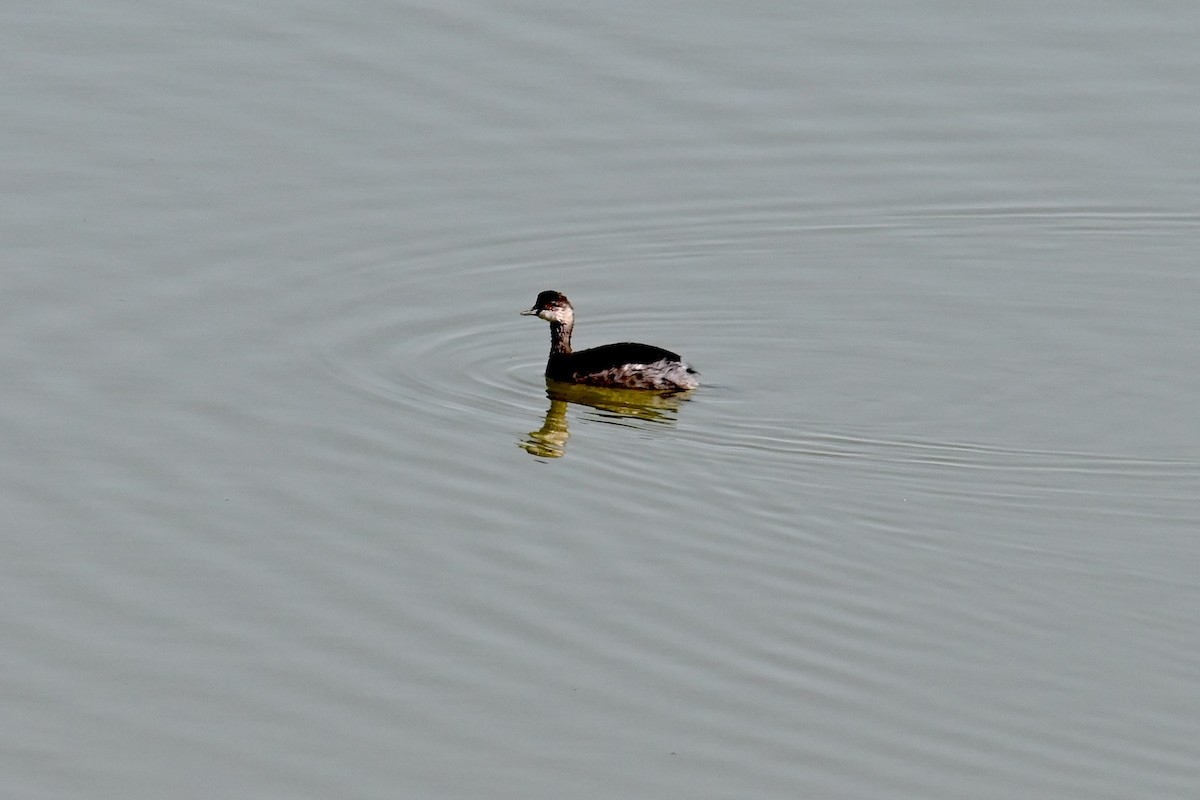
<box><xmin>521</xmin><ymin>290</ymin><xmax>699</xmax><ymax>391</ymax></box>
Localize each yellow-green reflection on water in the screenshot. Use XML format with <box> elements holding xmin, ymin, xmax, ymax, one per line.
<box><xmin>520</xmin><ymin>379</ymin><xmax>694</xmax><ymax>458</ymax></box>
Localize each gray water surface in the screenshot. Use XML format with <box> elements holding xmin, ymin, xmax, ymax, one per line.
<box><xmin>4</xmin><ymin>2</ymin><xmax>1200</xmax><ymax>798</ymax></box>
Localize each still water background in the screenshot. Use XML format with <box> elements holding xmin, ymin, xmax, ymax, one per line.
<box><xmin>5</xmin><ymin>1</ymin><xmax>1199</xmax><ymax>797</ymax></box>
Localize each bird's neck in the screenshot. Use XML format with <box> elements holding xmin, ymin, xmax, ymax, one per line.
<box><xmin>549</xmin><ymin>320</ymin><xmax>573</xmax><ymax>355</ymax></box>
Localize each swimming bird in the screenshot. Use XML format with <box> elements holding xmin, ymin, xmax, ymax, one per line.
<box><xmin>522</xmin><ymin>290</ymin><xmax>699</xmax><ymax>391</ymax></box>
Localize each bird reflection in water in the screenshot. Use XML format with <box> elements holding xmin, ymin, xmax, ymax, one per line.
<box><xmin>520</xmin><ymin>379</ymin><xmax>694</xmax><ymax>458</ymax></box>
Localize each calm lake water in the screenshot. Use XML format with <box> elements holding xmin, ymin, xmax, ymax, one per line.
<box><xmin>4</xmin><ymin>1</ymin><xmax>1199</xmax><ymax>798</ymax></box>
